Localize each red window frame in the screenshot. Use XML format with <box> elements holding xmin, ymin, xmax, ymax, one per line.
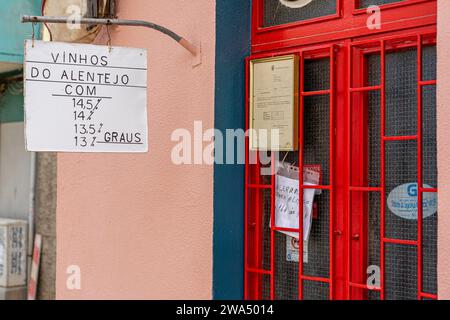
<box><xmin>245</xmin><ymin>0</ymin><xmax>438</xmax><ymax>300</ymax></box>
<box><xmin>252</xmin><ymin>0</ymin><xmax>436</xmax><ymax>53</ymax></box>
<box><xmin>253</xmin><ymin>0</ymin><xmax>342</xmax><ymax>33</ymax></box>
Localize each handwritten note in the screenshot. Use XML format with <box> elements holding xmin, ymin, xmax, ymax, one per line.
<box><xmin>274</xmin><ymin>175</ymin><xmax>316</xmax><ymax>241</ymax></box>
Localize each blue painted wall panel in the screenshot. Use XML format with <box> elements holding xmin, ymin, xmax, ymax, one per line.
<box><xmin>0</xmin><ymin>0</ymin><xmax>41</xmax><ymax>64</ymax></box>
<box><xmin>213</xmin><ymin>0</ymin><xmax>252</xmax><ymax>299</ymax></box>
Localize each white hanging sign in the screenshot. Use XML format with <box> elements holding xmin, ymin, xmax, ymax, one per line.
<box><xmin>24</xmin><ymin>40</ymin><xmax>148</xmax><ymax>153</ymax></box>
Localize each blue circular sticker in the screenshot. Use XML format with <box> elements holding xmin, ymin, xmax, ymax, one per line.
<box><xmin>387</xmin><ymin>183</ymin><xmax>437</xmax><ymax>220</ymax></box>
<box><xmin>387</xmin><ymin>182</ymin><xmax>437</xmax><ymax>220</ymax></box>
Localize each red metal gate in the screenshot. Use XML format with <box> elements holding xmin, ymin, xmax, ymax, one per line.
<box><xmin>245</xmin><ymin>0</ymin><xmax>437</xmax><ymax>300</ymax></box>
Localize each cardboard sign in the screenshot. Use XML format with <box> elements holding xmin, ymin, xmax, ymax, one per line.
<box><xmin>0</xmin><ymin>219</ymin><xmax>27</xmax><ymax>288</ymax></box>
<box><xmin>24</xmin><ymin>40</ymin><xmax>148</xmax><ymax>152</ymax></box>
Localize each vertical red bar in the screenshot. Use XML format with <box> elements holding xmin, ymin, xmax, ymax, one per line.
<box><xmin>329</xmin><ymin>46</ymin><xmax>335</xmax><ymax>299</ymax></box>
<box><xmin>257</xmin><ymin>0</ymin><xmax>263</xmax><ymax>30</ymax></box>
<box><xmin>255</xmin><ymin>152</ymin><xmax>262</xmax><ymax>298</ymax></box>
<box><xmin>298</xmin><ymin>53</ymin><xmax>305</xmax><ymax>300</ymax></box>
<box><xmin>270</xmin><ymin>152</ymin><xmax>276</xmax><ymax>300</ymax></box>
<box><xmin>346</xmin><ymin>43</ymin><xmax>353</xmax><ymax>299</ymax></box>
<box><xmin>417</xmin><ymin>35</ymin><xmax>423</xmax><ymax>299</ymax></box>
<box><xmin>358</xmin><ymin>50</ymin><xmax>366</xmax><ymax>297</ymax></box>
<box><xmin>356</xmin><ymin>45</ymin><xmax>372</xmax><ymax>300</ymax></box>
<box><xmin>336</xmin><ymin>0</ymin><xmax>342</xmax><ymax>15</ymax></box>
<box><xmin>244</xmin><ymin>58</ymin><xmax>250</xmax><ymax>299</ymax></box>
<box><xmin>380</xmin><ymin>40</ymin><xmax>386</xmax><ymax>300</ymax></box>
<box><xmin>246</xmin><ymin>58</ymin><xmax>262</xmax><ymax>299</ymax></box>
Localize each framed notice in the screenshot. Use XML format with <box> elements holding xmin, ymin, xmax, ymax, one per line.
<box><xmin>249</xmin><ymin>55</ymin><xmax>299</xmax><ymax>151</ymax></box>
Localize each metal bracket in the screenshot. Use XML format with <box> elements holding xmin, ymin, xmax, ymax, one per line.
<box><xmin>21</xmin><ymin>15</ymin><xmax>199</xmax><ymax>56</ymax></box>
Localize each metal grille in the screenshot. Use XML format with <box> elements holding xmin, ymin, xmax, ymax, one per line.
<box><xmin>385</xmin><ymin>140</ymin><xmax>418</xmax><ymax>241</ymax></box>
<box><xmin>358</xmin><ymin>0</ymin><xmax>406</xmax><ymax>8</ymax></box>
<box><xmin>245</xmin><ymin>49</ymin><xmax>334</xmax><ymax>300</ymax></box>
<box><xmin>385</xmin><ymin>50</ymin><xmax>418</xmax><ymax>137</ymax></box>
<box><xmin>422</xmin><ymin>191</ymin><xmax>437</xmax><ymax>294</ymax></box>
<box><xmin>304</xmin><ymin>95</ymin><xmax>330</xmax><ymax>185</ymax></box>
<box><xmin>385</xmin><ymin>243</ymin><xmax>418</xmax><ymax>300</ymax></box>
<box><xmin>421</xmin><ymin>46</ymin><xmax>437</xmax><ymax>294</ymax></box>
<box><xmin>302</xmin><ymin>280</ymin><xmax>329</xmax><ymax>300</ymax></box>
<box><xmin>273</xmin><ymin>232</ymin><xmax>299</xmax><ymax>299</ymax></box>
<box><xmin>349</xmin><ymin>36</ymin><xmax>437</xmax><ymax>300</ymax></box>
<box><xmin>263</xmin><ymin>0</ymin><xmax>336</xmax><ymax>27</ymax></box>
<box><xmin>264</xmin><ymin>57</ymin><xmax>331</xmax><ymax>300</ymax></box>
<box><xmin>246</xmin><ymin>34</ymin><xmax>436</xmax><ymax>301</ymax></box>
<box><xmin>368</xmin><ymin>192</ymin><xmax>381</xmax><ymax>300</ymax></box>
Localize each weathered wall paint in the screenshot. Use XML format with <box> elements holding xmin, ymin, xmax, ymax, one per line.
<box><xmin>56</xmin><ymin>0</ymin><xmax>215</xmax><ymax>299</ymax></box>
<box><xmin>0</xmin><ymin>122</ymin><xmax>31</xmax><ymax>220</ymax></box>
<box><xmin>35</xmin><ymin>152</ymin><xmax>57</xmax><ymax>300</ymax></box>
<box><xmin>437</xmin><ymin>0</ymin><xmax>450</xmax><ymax>300</ymax></box>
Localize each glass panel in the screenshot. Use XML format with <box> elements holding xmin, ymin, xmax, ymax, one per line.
<box><xmin>365</xmin><ymin>44</ymin><xmax>437</xmax><ymax>299</ymax></box>
<box><xmin>421</xmin><ymin>44</ymin><xmax>437</xmax><ymax>294</ymax></box>
<box><xmin>422</xmin><ymin>87</ymin><xmax>437</xmax><ymax>187</ymax></box>
<box><xmin>385</xmin><ymin>243</ymin><xmax>418</xmax><ymax>300</ymax></box>
<box><xmin>304</xmin><ymin>58</ymin><xmax>330</xmax><ymax>91</ymax></box>
<box><xmin>302</xmin><ymin>280</ymin><xmax>329</xmax><ymax>300</ymax></box>
<box><xmin>386</xmin><ymin>49</ymin><xmax>418</xmax><ymax>137</ymax></box>
<box><xmin>263</xmin><ymin>0</ymin><xmax>336</xmax><ymax>27</ymax></box>
<box><xmin>422</xmin><ymin>45</ymin><xmax>437</xmax><ymax>82</ymax></box>
<box><xmin>303</xmin><ymin>190</ymin><xmax>330</xmax><ymax>279</ymax></box>
<box><xmin>367</xmin><ymin>54</ymin><xmax>381</xmax><ymax>86</ymax></box>
<box><xmin>368</xmin><ymin>91</ymin><xmax>381</xmax><ymax>187</ymax></box>
<box><xmin>367</xmin><ymin>49</ymin><xmax>419</xmax><ymax>137</ymax></box>
<box><xmin>385</xmin><ymin>140</ymin><xmax>418</xmax><ymax>241</ymax></box>
<box><xmin>246</xmin><ymin>188</ymin><xmax>272</xmax><ymax>271</ymax></box>
<box><xmin>273</xmin><ymin>232</ymin><xmax>299</xmax><ymax>299</ymax></box>
<box><xmin>303</xmin><ymin>95</ymin><xmax>330</xmax><ymax>185</ymax></box>
<box><xmin>302</xmin><ymin>59</ymin><xmax>330</xmax><ymax>298</ymax></box>
<box><xmin>359</xmin><ymin>0</ymin><xmax>406</xmax><ymax>8</ymax></box>
<box><xmin>422</xmin><ymin>192</ymin><xmax>437</xmax><ymax>295</ymax></box>
<box><xmin>260</xmin><ymin>57</ymin><xmax>331</xmax><ymax>299</ymax></box>
<box><xmin>260</xmin><ymin>274</ymin><xmax>272</xmax><ymax>300</ymax></box>
<box><xmin>368</xmin><ymin>192</ymin><xmax>381</xmax><ymax>300</ymax></box>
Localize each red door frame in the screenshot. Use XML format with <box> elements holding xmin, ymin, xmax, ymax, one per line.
<box><xmin>245</xmin><ymin>44</ymin><xmax>337</xmax><ymax>300</ymax></box>
<box><xmin>245</xmin><ymin>0</ymin><xmax>437</xmax><ymax>300</ymax></box>
<box><xmin>346</xmin><ymin>30</ymin><xmax>437</xmax><ymax>300</ymax></box>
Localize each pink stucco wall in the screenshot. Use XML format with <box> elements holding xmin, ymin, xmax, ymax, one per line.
<box><xmin>438</xmin><ymin>0</ymin><xmax>450</xmax><ymax>300</ymax></box>
<box><xmin>56</xmin><ymin>0</ymin><xmax>215</xmax><ymax>299</ymax></box>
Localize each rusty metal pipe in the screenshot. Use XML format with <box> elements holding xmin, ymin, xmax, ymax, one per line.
<box><xmin>21</xmin><ymin>15</ymin><xmax>198</xmax><ymax>56</ymax></box>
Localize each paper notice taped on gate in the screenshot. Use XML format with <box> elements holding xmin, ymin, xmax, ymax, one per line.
<box><xmin>286</xmin><ymin>236</ymin><xmax>308</xmax><ymax>263</ymax></box>
<box><xmin>274</xmin><ymin>174</ymin><xmax>316</xmax><ymax>241</ymax></box>
<box><xmin>278</xmin><ymin>161</ymin><xmax>321</xmax><ymax>194</ymax></box>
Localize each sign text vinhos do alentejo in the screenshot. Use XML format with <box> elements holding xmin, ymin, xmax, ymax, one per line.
<box><xmin>24</xmin><ymin>40</ymin><xmax>148</xmax><ymax>153</ymax></box>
